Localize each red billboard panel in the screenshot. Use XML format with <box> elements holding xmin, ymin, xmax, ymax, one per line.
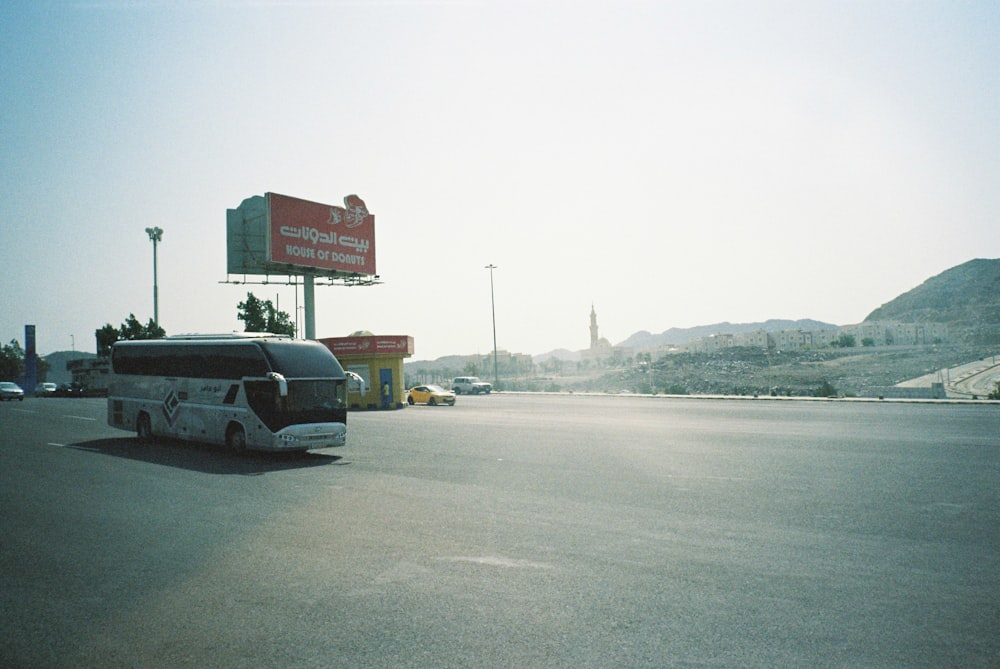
<box><xmin>268</xmin><ymin>192</ymin><xmax>376</xmax><ymax>275</ymax></box>
<box><xmin>320</xmin><ymin>335</ymin><xmax>414</xmax><ymax>357</ymax></box>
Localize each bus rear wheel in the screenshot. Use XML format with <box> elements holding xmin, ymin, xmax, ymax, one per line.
<box><xmin>136</xmin><ymin>412</ymin><xmax>153</xmax><ymax>443</ymax></box>
<box><xmin>226</xmin><ymin>424</ymin><xmax>247</xmax><ymax>455</ymax></box>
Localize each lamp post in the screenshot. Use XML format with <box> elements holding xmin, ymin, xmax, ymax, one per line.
<box><xmin>485</xmin><ymin>264</ymin><xmax>498</xmax><ymax>389</ymax></box>
<box><xmin>145</xmin><ymin>227</ymin><xmax>163</xmax><ymax>327</ymax></box>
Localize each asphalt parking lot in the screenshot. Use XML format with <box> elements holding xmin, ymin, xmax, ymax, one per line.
<box><xmin>2</xmin><ymin>394</ymin><xmax>997</xmax><ymax>668</ymax></box>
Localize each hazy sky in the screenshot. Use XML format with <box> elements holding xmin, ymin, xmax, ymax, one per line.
<box><xmin>2</xmin><ymin>0</ymin><xmax>997</xmax><ymax>361</ymax></box>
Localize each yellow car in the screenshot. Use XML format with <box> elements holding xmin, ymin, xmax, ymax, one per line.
<box><xmin>406</xmin><ymin>384</ymin><xmax>456</xmax><ymax>406</ymax></box>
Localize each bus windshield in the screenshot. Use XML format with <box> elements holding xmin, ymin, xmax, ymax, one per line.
<box><xmin>258</xmin><ymin>340</ymin><xmax>344</xmax><ymax>378</ymax></box>
<box><xmin>244</xmin><ymin>378</ymin><xmax>347</xmax><ymax>433</ymax></box>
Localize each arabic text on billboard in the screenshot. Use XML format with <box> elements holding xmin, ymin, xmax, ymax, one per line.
<box><xmin>321</xmin><ymin>336</ymin><xmax>413</xmax><ymax>357</ymax></box>
<box><xmin>269</xmin><ymin>193</ymin><xmax>376</xmax><ymax>274</ymax></box>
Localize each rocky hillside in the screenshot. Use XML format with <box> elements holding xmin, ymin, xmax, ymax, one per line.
<box><xmin>865</xmin><ymin>258</ymin><xmax>1000</xmax><ymax>344</ymax></box>
<box><xmin>581</xmin><ymin>344</ymin><xmax>993</xmax><ymax>397</ymax></box>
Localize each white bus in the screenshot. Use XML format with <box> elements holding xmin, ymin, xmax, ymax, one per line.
<box><xmin>107</xmin><ymin>334</ymin><xmax>349</xmax><ymax>453</ymax></box>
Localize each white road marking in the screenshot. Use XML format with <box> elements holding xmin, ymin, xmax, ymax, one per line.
<box><xmin>438</xmin><ymin>556</ymin><xmax>554</xmax><ymax>569</ymax></box>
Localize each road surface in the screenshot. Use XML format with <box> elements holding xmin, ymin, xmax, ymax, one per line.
<box><xmin>2</xmin><ymin>394</ymin><xmax>998</xmax><ymax>667</ymax></box>
<box><xmin>898</xmin><ymin>354</ymin><xmax>1000</xmax><ymax>398</ymax></box>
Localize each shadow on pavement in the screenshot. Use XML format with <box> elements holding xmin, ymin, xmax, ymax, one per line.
<box><xmin>65</xmin><ymin>437</ymin><xmax>347</xmax><ymax>475</ymax></box>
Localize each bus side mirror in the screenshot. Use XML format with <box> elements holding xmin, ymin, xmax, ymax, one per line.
<box><xmin>267</xmin><ymin>372</ymin><xmax>288</xmax><ymax>397</ymax></box>
<box><xmin>345</xmin><ymin>371</ymin><xmax>365</xmax><ymax>392</ymax></box>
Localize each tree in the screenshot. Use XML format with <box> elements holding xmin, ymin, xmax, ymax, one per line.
<box><xmin>237</xmin><ymin>292</ymin><xmax>295</xmax><ymax>337</ymax></box>
<box><xmin>813</xmin><ymin>380</ymin><xmax>838</xmax><ymax>398</ymax></box>
<box><xmin>0</xmin><ymin>339</ymin><xmax>51</xmax><ymax>383</ymax></box>
<box><xmin>0</xmin><ymin>339</ymin><xmax>25</xmax><ymax>381</ymax></box>
<box><xmin>833</xmin><ymin>334</ymin><xmax>856</xmax><ymax>348</ymax></box>
<box><xmin>96</xmin><ymin>324</ymin><xmax>119</xmax><ymax>357</ymax></box>
<box><xmin>541</xmin><ymin>357</ymin><xmax>564</xmax><ymax>376</ymax></box>
<box><xmin>95</xmin><ymin>314</ymin><xmax>166</xmax><ymax>357</ymax></box>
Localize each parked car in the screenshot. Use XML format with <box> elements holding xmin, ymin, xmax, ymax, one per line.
<box><xmin>452</xmin><ymin>376</ymin><xmax>492</xmax><ymax>395</ymax></box>
<box><xmin>34</xmin><ymin>382</ymin><xmax>58</xmax><ymax>397</ymax></box>
<box><xmin>406</xmin><ymin>384</ymin><xmax>456</xmax><ymax>406</ymax></box>
<box><xmin>0</xmin><ymin>382</ymin><xmax>25</xmax><ymax>401</ymax></box>
<box><xmin>54</xmin><ymin>382</ymin><xmax>85</xmax><ymax>397</ymax></box>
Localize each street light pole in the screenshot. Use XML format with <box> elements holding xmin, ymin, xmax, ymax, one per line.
<box><xmin>485</xmin><ymin>264</ymin><xmax>498</xmax><ymax>389</ymax></box>
<box><xmin>145</xmin><ymin>227</ymin><xmax>163</xmax><ymax>327</ymax></box>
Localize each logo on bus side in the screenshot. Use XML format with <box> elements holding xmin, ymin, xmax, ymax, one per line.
<box><xmin>162</xmin><ymin>390</ymin><xmax>181</xmax><ymax>427</ymax></box>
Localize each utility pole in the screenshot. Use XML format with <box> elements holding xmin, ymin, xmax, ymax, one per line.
<box><xmin>485</xmin><ymin>264</ymin><xmax>498</xmax><ymax>389</ymax></box>
<box><xmin>145</xmin><ymin>227</ymin><xmax>163</xmax><ymax>327</ymax></box>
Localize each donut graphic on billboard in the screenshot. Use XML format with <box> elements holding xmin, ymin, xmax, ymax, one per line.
<box><xmin>327</xmin><ymin>194</ymin><xmax>371</xmax><ymax>229</ymax></box>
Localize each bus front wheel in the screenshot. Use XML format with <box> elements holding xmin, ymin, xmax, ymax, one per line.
<box><xmin>136</xmin><ymin>412</ymin><xmax>153</xmax><ymax>443</ymax></box>
<box><xmin>226</xmin><ymin>424</ymin><xmax>247</xmax><ymax>455</ymax></box>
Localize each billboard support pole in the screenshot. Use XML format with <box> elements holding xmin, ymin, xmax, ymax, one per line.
<box><xmin>303</xmin><ymin>274</ymin><xmax>316</xmax><ymax>340</ymax></box>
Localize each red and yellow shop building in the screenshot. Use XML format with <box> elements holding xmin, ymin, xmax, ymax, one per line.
<box><xmin>319</xmin><ymin>333</ymin><xmax>413</xmax><ymax>410</ymax></box>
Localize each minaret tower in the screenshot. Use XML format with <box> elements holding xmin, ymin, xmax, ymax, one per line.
<box><xmin>590</xmin><ymin>304</ymin><xmax>599</xmax><ymax>349</ymax></box>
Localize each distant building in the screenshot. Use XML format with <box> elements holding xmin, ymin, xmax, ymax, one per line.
<box><xmin>581</xmin><ymin>305</ymin><xmax>632</xmax><ymax>362</ymax></box>
<box><xmin>840</xmin><ymin>321</ymin><xmax>949</xmax><ymax>346</ymax></box>
<box><xmin>68</xmin><ymin>358</ymin><xmax>110</xmax><ymax>396</ymax></box>
<box><xmin>684</xmin><ymin>320</ymin><xmax>950</xmax><ymax>353</ymax></box>
<box><xmin>477</xmin><ymin>349</ymin><xmax>534</xmax><ymax>376</ymax></box>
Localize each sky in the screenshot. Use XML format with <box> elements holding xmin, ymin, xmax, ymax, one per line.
<box><xmin>2</xmin><ymin>0</ymin><xmax>997</xmax><ymax>361</ymax></box>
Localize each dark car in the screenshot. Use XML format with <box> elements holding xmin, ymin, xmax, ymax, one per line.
<box><xmin>54</xmin><ymin>382</ymin><xmax>85</xmax><ymax>397</ymax></box>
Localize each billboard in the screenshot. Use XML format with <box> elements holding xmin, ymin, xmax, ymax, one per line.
<box><xmin>320</xmin><ymin>335</ymin><xmax>414</xmax><ymax>357</ymax></box>
<box><xmin>227</xmin><ymin>193</ymin><xmax>376</xmax><ymax>277</ymax></box>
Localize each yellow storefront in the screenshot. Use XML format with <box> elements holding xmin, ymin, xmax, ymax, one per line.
<box><xmin>319</xmin><ymin>334</ymin><xmax>414</xmax><ymax>410</ymax></box>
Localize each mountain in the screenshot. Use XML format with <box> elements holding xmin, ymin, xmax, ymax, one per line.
<box><xmin>404</xmin><ymin>354</ymin><xmax>477</xmax><ymax>372</ymax></box>
<box><xmin>533</xmin><ymin>348</ymin><xmax>581</xmax><ymax>364</ymax></box>
<box><xmin>865</xmin><ymin>258</ymin><xmax>1000</xmax><ymax>344</ymax></box>
<box><xmin>407</xmin><ymin>258</ymin><xmax>999</xmax><ymax>367</ymax></box>
<box><xmin>616</xmin><ymin>319</ymin><xmax>839</xmax><ymax>350</ymax></box>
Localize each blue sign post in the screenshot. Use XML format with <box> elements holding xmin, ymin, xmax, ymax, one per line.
<box><xmin>24</xmin><ymin>324</ymin><xmax>37</xmax><ymax>394</ymax></box>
